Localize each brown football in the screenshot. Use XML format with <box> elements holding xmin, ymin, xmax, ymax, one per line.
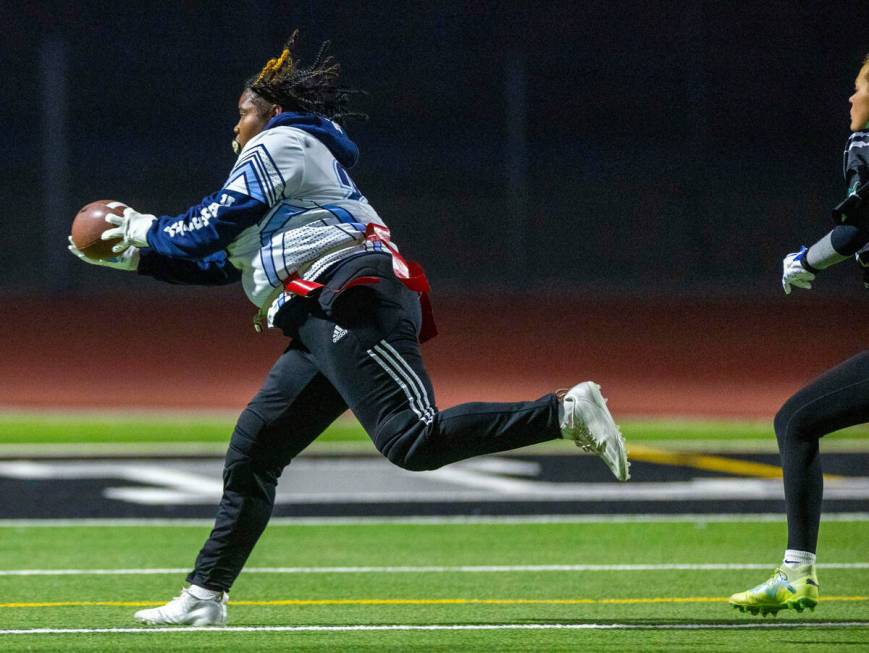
<box><xmin>70</xmin><ymin>200</ymin><xmax>128</xmax><ymax>259</ymax></box>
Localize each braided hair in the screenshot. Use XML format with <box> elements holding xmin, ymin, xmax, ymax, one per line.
<box><xmin>246</xmin><ymin>30</ymin><xmax>367</xmax><ymax>124</ymax></box>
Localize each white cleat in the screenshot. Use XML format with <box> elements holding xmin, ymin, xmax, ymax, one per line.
<box><xmin>560</xmin><ymin>381</ymin><xmax>630</xmax><ymax>481</ymax></box>
<box><xmin>134</xmin><ymin>587</ymin><xmax>227</xmax><ymax>626</ymax></box>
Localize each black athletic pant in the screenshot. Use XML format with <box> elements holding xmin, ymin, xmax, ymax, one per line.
<box><xmin>775</xmin><ymin>350</ymin><xmax>869</xmax><ymax>553</ymax></box>
<box><xmin>187</xmin><ymin>271</ymin><xmax>561</xmax><ymax>591</ymax></box>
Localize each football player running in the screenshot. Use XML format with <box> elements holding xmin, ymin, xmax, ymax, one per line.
<box><xmin>68</xmin><ymin>31</ymin><xmax>630</xmax><ymax>626</ymax></box>
<box><xmin>729</xmin><ymin>53</ymin><xmax>869</xmax><ymax>616</ymax></box>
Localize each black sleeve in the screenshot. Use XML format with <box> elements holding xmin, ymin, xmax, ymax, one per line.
<box><xmin>830</xmin><ymin>223</ymin><xmax>869</xmax><ymax>255</ymax></box>
<box><xmin>843</xmin><ymin>131</ymin><xmax>869</xmax><ymax>191</ymax></box>
<box><xmin>832</xmin><ymin>179</ymin><xmax>869</xmax><ymax>229</ymax></box>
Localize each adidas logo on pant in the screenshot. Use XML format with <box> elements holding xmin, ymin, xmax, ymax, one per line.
<box><xmin>332</xmin><ymin>325</ymin><xmax>348</xmax><ymax>343</ymax></box>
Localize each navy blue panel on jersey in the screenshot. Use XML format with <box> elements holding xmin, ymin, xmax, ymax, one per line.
<box><xmin>145</xmin><ymin>190</ymin><xmax>269</xmax><ymax>259</ymax></box>
<box><xmin>322</xmin><ymin>204</ymin><xmax>365</xmax><ymax>232</ymax></box>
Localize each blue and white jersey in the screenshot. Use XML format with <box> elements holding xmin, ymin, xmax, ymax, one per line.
<box><xmin>138</xmin><ymin>113</ymin><xmax>387</xmax><ymax>325</ymax></box>
<box><xmin>223</xmin><ymin>124</ymin><xmax>384</xmax><ymax>321</ymax></box>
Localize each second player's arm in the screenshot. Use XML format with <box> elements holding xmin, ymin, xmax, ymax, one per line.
<box><xmin>802</xmin><ymin>222</ymin><xmax>869</xmax><ymax>272</ymax></box>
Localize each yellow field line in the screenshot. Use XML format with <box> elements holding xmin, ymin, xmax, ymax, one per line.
<box><xmin>628</xmin><ymin>445</ymin><xmax>845</xmax><ymax>481</ymax></box>
<box><xmin>1</xmin><ymin>596</ymin><xmax>866</xmax><ymax>609</ymax></box>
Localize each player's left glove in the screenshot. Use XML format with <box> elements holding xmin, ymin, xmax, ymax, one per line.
<box><xmin>67</xmin><ymin>235</ymin><xmax>140</xmax><ymax>271</ymax></box>
<box><xmin>781</xmin><ymin>246</ymin><xmax>816</xmax><ymax>295</ymax></box>
<box><xmin>102</xmin><ymin>206</ymin><xmax>156</xmax><ymax>254</ymax></box>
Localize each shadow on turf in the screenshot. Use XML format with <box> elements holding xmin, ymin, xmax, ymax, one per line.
<box><xmin>506</xmin><ymin>618</ymin><xmax>869</xmax><ymax>628</ymax></box>
<box><xmin>783</xmin><ymin>640</ymin><xmax>869</xmax><ymax>646</ymax></box>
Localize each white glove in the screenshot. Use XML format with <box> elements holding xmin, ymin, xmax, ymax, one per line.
<box><xmin>781</xmin><ymin>246</ymin><xmax>816</xmax><ymax>295</ymax></box>
<box><xmin>67</xmin><ymin>235</ymin><xmax>140</xmax><ymax>271</ymax></box>
<box><xmin>102</xmin><ymin>207</ymin><xmax>156</xmax><ymax>254</ymax></box>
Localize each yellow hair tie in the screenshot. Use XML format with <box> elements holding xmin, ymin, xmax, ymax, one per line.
<box><xmin>255</xmin><ymin>48</ymin><xmax>291</xmax><ymax>85</ymax></box>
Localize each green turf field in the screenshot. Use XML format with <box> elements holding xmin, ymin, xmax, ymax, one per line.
<box><xmin>0</xmin><ymin>521</ymin><xmax>867</xmax><ymax>651</ymax></box>
<box><xmin>1</xmin><ymin>411</ymin><xmax>867</xmax><ymax>449</ymax></box>
<box><xmin>0</xmin><ymin>411</ymin><xmax>867</xmax><ymax>650</ymax></box>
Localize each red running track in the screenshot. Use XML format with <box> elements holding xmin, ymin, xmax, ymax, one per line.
<box><xmin>1</xmin><ymin>291</ymin><xmax>865</xmax><ymax>419</ymax></box>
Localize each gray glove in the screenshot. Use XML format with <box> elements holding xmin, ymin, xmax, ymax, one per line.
<box><xmin>781</xmin><ymin>247</ymin><xmax>815</xmax><ymax>295</ymax></box>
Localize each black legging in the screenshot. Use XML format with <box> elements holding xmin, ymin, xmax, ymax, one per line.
<box><xmin>774</xmin><ymin>350</ymin><xmax>869</xmax><ymax>553</ymax></box>
<box><xmin>186</xmin><ymin>274</ymin><xmax>560</xmax><ymax>592</ymax></box>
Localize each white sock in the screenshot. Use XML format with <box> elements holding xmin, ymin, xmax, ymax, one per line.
<box><xmin>783</xmin><ymin>549</ymin><xmax>816</xmax><ymax>568</ymax></box>
<box><xmin>187</xmin><ymin>584</ymin><xmax>223</xmax><ymax>600</ymax></box>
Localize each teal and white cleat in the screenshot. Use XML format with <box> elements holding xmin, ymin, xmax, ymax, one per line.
<box><xmin>729</xmin><ymin>565</ymin><xmax>819</xmax><ymax>616</ymax></box>
<box><xmin>560</xmin><ymin>381</ymin><xmax>630</xmax><ymax>481</ymax></box>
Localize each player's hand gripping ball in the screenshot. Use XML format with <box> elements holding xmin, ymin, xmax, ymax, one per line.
<box><xmin>70</xmin><ymin>200</ymin><xmax>129</xmax><ymax>259</ymax></box>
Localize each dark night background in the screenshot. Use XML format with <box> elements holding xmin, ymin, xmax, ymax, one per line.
<box><xmin>2</xmin><ymin>1</ymin><xmax>868</xmax><ymax>297</ymax></box>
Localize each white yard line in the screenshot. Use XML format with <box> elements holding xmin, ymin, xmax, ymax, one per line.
<box><xmin>1</xmin><ymin>622</ymin><xmax>867</xmax><ymax>635</ymax></box>
<box><xmin>0</xmin><ymin>462</ymin><xmax>222</xmax><ymax>505</ymax></box>
<box><xmin>0</xmin><ymin>512</ymin><xmax>867</xmax><ymax>527</ymax></box>
<box><xmin>2</xmin><ymin>562</ymin><xmax>867</xmax><ymax>576</ymax></box>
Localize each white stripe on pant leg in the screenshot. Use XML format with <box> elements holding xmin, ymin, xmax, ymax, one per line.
<box><xmin>376</xmin><ymin>341</ymin><xmax>434</xmax><ymax>420</ymax></box>
<box><xmin>373</xmin><ymin>343</ymin><xmax>433</xmax><ymax>423</ymax></box>
<box><xmin>375</xmin><ymin>341</ymin><xmax>435</xmax><ymax>422</ymax></box>
<box><xmin>366</xmin><ymin>349</ymin><xmax>425</xmax><ymax>421</ymax></box>
<box><xmin>373</xmin><ymin>344</ymin><xmax>434</xmax><ymax>424</ymax></box>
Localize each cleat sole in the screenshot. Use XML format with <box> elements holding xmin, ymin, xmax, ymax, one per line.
<box><xmin>729</xmin><ymin>596</ymin><xmax>818</xmax><ymax>617</ymax></box>
<box><xmin>788</xmin><ymin>597</ymin><xmax>818</xmax><ymax>612</ymax></box>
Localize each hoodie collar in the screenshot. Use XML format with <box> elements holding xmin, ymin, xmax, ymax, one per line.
<box><xmin>265</xmin><ymin>112</ymin><xmax>359</xmax><ymax>168</ymax></box>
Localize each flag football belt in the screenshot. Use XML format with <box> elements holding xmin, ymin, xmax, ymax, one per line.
<box><xmin>256</xmin><ymin>223</ymin><xmax>437</xmax><ymax>342</ymax></box>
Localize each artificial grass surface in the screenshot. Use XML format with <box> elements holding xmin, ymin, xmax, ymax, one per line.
<box><xmin>1</xmin><ymin>411</ymin><xmax>867</xmax><ymax>445</ymax></box>
<box><xmin>0</xmin><ymin>413</ymin><xmax>866</xmax><ymax>650</ymax></box>
<box><xmin>1</xmin><ymin>521</ymin><xmax>867</xmax><ymax>651</ymax></box>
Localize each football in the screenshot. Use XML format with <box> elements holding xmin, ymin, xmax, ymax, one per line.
<box><xmin>70</xmin><ymin>200</ymin><xmax>128</xmax><ymax>259</ymax></box>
